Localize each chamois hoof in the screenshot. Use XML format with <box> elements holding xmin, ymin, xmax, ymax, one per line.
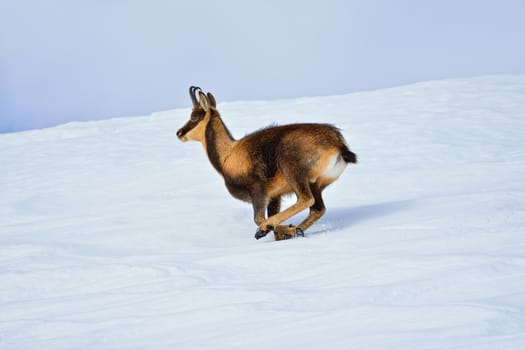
<box><xmin>272</xmin><ymin>225</ymin><xmax>304</xmax><ymax>241</ymax></box>
<box><xmin>255</xmin><ymin>228</ymin><xmax>269</xmax><ymax>240</ymax></box>
<box><xmin>255</xmin><ymin>224</ymin><xmax>275</xmax><ymax>240</ymax></box>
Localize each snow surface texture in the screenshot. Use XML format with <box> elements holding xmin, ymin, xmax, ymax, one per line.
<box><xmin>1</xmin><ymin>76</ymin><xmax>525</xmax><ymax>349</ymax></box>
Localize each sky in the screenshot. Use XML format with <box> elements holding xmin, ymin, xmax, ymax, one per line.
<box><xmin>0</xmin><ymin>0</ymin><xmax>524</xmax><ymax>133</ymax></box>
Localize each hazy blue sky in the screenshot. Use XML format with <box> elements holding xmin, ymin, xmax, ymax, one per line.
<box><xmin>1</xmin><ymin>0</ymin><xmax>524</xmax><ymax>133</ymax></box>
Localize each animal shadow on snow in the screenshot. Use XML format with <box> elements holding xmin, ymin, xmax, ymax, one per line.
<box><xmin>309</xmin><ymin>199</ymin><xmax>414</xmax><ymax>235</ymax></box>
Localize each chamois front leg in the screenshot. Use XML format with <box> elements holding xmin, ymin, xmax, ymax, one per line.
<box><xmin>267</xmin><ymin>197</ymin><xmax>281</xmax><ymax>217</ymax></box>
<box><xmin>252</xmin><ymin>193</ymin><xmax>270</xmax><ymax>240</ymax></box>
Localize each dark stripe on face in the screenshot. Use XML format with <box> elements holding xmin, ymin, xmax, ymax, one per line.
<box><xmin>177</xmin><ymin>109</ymin><xmax>206</xmax><ymax>138</ymax></box>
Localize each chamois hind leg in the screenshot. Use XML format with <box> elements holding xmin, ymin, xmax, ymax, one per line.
<box><xmin>256</xmin><ymin>179</ymin><xmax>314</xmax><ymax>239</ymax></box>
<box><xmin>297</xmin><ymin>181</ymin><xmax>326</xmax><ymax>232</ymax></box>
<box><xmin>267</xmin><ymin>197</ymin><xmax>300</xmax><ymax>241</ymax></box>
<box><xmin>272</xmin><ymin>182</ymin><xmax>326</xmax><ymax>240</ymax></box>
<box><xmin>266</xmin><ymin>197</ymin><xmax>297</xmax><ymax>240</ymax></box>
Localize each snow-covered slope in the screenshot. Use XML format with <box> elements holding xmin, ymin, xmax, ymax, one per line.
<box><xmin>1</xmin><ymin>76</ymin><xmax>525</xmax><ymax>349</ymax></box>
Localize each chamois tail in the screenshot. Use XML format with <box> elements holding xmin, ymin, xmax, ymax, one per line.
<box><xmin>340</xmin><ymin>144</ymin><xmax>357</xmax><ymax>164</ymax></box>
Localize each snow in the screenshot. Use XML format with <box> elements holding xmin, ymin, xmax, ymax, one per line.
<box><xmin>1</xmin><ymin>75</ymin><xmax>525</xmax><ymax>349</ymax></box>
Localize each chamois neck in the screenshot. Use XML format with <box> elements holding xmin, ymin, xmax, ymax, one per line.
<box><xmin>204</xmin><ymin>111</ymin><xmax>236</xmax><ymax>175</ymax></box>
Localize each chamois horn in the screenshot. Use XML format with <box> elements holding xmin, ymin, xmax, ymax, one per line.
<box><xmin>189</xmin><ymin>86</ymin><xmax>201</xmax><ymax>107</ymax></box>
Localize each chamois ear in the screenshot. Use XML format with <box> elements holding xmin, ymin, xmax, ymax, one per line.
<box><xmin>207</xmin><ymin>93</ymin><xmax>217</xmax><ymax>108</ymax></box>
<box><xmin>198</xmin><ymin>91</ymin><xmax>209</xmax><ymax>111</ymax></box>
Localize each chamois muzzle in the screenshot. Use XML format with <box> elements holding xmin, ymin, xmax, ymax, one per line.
<box><xmin>176</xmin><ymin>124</ymin><xmax>193</xmax><ymax>141</ymax></box>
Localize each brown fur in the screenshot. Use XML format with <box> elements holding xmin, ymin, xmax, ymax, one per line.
<box><xmin>177</xmin><ymin>87</ymin><xmax>357</xmax><ymax>240</ymax></box>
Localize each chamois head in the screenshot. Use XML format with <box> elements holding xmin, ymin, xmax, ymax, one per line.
<box><xmin>177</xmin><ymin>86</ymin><xmax>216</xmax><ymax>142</ymax></box>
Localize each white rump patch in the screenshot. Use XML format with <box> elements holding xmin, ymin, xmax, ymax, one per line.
<box><xmin>321</xmin><ymin>153</ymin><xmax>347</xmax><ymax>179</ymax></box>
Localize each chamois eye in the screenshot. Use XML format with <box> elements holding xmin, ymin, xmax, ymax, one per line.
<box><xmin>190</xmin><ymin>114</ymin><xmax>199</xmax><ymax>122</ymax></box>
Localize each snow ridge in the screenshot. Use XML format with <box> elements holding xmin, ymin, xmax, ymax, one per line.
<box><xmin>1</xmin><ymin>75</ymin><xmax>525</xmax><ymax>349</ymax></box>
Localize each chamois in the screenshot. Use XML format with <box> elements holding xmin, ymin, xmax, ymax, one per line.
<box><xmin>177</xmin><ymin>86</ymin><xmax>357</xmax><ymax>240</ymax></box>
